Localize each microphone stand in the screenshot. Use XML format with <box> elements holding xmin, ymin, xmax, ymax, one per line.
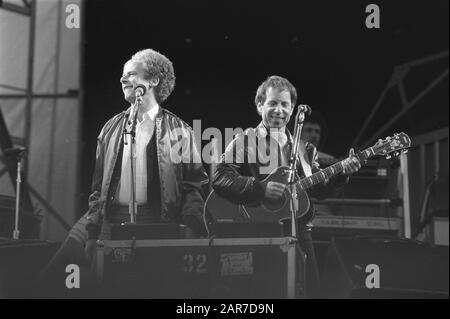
<box><xmin>286</xmin><ymin>105</ymin><xmax>309</xmax><ymax>298</ymax></box>
<box><xmin>287</xmin><ymin>105</ymin><xmax>309</xmax><ymax>238</ymax></box>
<box><xmin>7</xmin><ymin>147</ymin><xmax>27</xmax><ymax>240</ymax></box>
<box><xmin>126</xmin><ymin>94</ymin><xmax>142</xmax><ymax>224</ymax></box>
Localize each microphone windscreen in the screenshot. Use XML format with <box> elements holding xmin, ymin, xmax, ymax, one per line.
<box><xmin>134</xmin><ymin>84</ymin><xmax>147</xmax><ymax>96</ymax></box>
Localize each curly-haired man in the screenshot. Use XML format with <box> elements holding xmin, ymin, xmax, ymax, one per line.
<box><xmin>40</xmin><ymin>49</ymin><xmax>209</xmax><ymax>295</ymax></box>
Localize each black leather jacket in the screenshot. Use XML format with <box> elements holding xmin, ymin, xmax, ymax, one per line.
<box><xmin>86</xmin><ymin>106</ymin><xmax>209</xmax><ymax>237</ymax></box>
<box><xmin>212</xmin><ymin>123</ymin><xmax>348</xmax><ymax>219</ymax></box>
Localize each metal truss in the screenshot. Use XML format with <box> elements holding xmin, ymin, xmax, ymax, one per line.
<box><xmin>0</xmin><ymin>0</ymin><xmax>72</xmax><ymax>232</ymax></box>
<box><xmin>352</xmin><ymin>51</ymin><xmax>449</xmax><ymax>149</ymax></box>
<box><xmin>351</xmin><ymin>51</ymin><xmax>449</xmax><ymax>239</ymax></box>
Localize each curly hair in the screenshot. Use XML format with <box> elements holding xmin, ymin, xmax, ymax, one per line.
<box><xmin>254</xmin><ymin>75</ymin><xmax>297</xmax><ymax>110</ymax></box>
<box><xmin>129</xmin><ymin>49</ymin><xmax>176</xmax><ymax>104</ymax></box>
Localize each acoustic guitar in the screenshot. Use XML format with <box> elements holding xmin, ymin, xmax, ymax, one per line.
<box><xmin>205</xmin><ymin>132</ymin><xmax>411</xmax><ymax>225</ymax></box>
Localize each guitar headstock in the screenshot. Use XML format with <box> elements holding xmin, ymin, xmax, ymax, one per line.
<box><xmin>372</xmin><ymin>132</ymin><xmax>411</xmax><ymax>159</ymax></box>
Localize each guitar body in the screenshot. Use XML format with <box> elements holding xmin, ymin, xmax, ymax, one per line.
<box><xmin>205</xmin><ymin>166</ymin><xmax>314</xmax><ymax>225</ymax></box>
<box><xmin>205</xmin><ymin>191</ymin><xmax>248</xmax><ymax>223</ymax></box>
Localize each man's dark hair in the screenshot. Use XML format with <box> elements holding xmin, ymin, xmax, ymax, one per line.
<box><xmin>254</xmin><ymin>75</ymin><xmax>297</xmax><ymax>111</ymax></box>
<box><xmin>303</xmin><ymin>110</ymin><xmax>329</xmax><ymax>150</ymax></box>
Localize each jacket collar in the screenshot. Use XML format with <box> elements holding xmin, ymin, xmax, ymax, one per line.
<box><xmin>256</xmin><ymin>122</ymin><xmax>294</xmax><ymax>146</ymax></box>
<box><xmin>124</xmin><ymin>104</ymin><xmax>165</xmax><ymax>119</ymax></box>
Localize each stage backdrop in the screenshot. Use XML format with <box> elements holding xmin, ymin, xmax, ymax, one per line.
<box><xmin>0</xmin><ymin>0</ymin><xmax>83</xmax><ymax>241</ymax></box>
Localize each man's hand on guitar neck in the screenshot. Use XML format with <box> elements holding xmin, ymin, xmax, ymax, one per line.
<box><xmin>342</xmin><ymin>148</ymin><xmax>362</xmax><ymax>176</ymax></box>
<box><xmin>264</xmin><ymin>181</ymin><xmax>286</xmax><ymax>200</ymax></box>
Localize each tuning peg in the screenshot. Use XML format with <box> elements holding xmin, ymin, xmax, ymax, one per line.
<box><xmin>393</xmin><ymin>151</ymin><xmax>399</xmax><ymax>157</ymax></box>
<box><xmin>386</xmin><ymin>154</ymin><xmax>391</xmax><ymax>159</ymax></box>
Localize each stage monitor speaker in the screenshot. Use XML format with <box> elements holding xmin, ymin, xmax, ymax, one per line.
<box><xmin>0</xmin><ymin>239</ymin><xmax>60</xmax><ymax>298</ymax></box>
<box><xmin>321</xmin><ymin>237</ymin><xmax>449</xmax><ymax>298</ymax></box>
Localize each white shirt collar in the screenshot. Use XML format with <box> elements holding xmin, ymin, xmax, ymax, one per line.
<box><xmin>140</xmin><ymin>104</ymin><xmax>159</xmax><ymax>123</ymax></box>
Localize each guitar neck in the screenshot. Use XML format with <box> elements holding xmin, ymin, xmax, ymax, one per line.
<box><xmin>299</xmin><ymin>147</ymin><xmax>374</xmax><ymax>190</ymax></box>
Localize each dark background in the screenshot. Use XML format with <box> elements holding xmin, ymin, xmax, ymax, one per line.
<box><xmin>81</xmin><ymin>0</ymin><xmax>448</xmax><ymax>213</ymax></box>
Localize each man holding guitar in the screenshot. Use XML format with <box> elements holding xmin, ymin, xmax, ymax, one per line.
<box><xmin>211</xmin><ymin>75</ymin><xmax>362</xmax><ymax>298</ymax></box>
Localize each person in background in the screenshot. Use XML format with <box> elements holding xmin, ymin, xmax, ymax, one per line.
<box><xmin>300</xmin><ymin>111</ymin><xmax>336</xmax><ymax>166</ymax></box>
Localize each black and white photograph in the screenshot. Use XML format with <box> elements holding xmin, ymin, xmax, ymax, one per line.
<box><xmin>0</xmin><ymin>0</ymin><xmax>448</xmax><ymax>302</ymax></box>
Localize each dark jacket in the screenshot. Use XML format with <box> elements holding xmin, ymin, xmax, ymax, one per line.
<box><xmin>212</xmin><ymin>123</ymin><xmax>348</xmax><ymax>222</ymax></box>
<box><xmin>86</xmin><ymin>106</ymin><xmax>209</xmax><ymax>237</ymax></box>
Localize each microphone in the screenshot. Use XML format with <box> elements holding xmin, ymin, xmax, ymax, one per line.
<box><xmin>297</xmin><ymin>104</ymin><xmax>312</xmax><ymax>115</ymax></box>
<box><xmin>134</xmin><ymin>84</ymin><xmax>147</xmax><ymax>98</ymax></box>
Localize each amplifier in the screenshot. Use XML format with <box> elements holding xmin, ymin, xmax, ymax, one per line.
<box><xmin>312</xmin><ymin>215</ymin><xmax>401</xmax><ymax>230</ymax></box>
<box><xmin>335</xmin><ymin>158</ymin><xmax>398</xmax><ymax>199</ymax></box>
<box><xmin>311</xmin><ymin>216</ymin><xmax>401</xmax><ymax>241</ymax></box>
<box><xmin>95</xmin><ymin>237</ymin><xmax>304</xmax><ymax>299</ymax></box>
<box><xmin>312</xmin><ymin>198</ymin><xmax>398</xmax><ymax>218</ymax></box>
